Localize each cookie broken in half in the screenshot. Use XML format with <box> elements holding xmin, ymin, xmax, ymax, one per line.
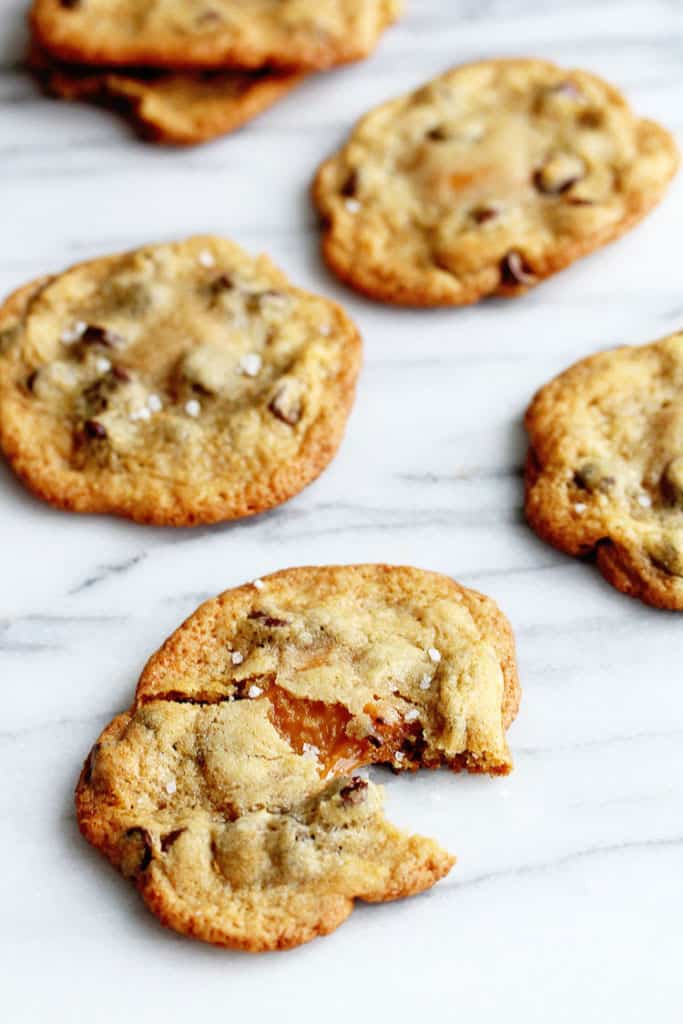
<box><xmin>76</xmin><ymin>565</ymin><xmax>521</xmax><ymax>951</ymax></box>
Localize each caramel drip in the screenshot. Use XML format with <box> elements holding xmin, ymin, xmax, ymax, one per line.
<box><xmin>259</xmin><ymin>682</ymin><xmax>422</xmax><ymax>776</ymax></box>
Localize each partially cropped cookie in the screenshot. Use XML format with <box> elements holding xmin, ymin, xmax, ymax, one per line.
<box><xmin>313</xmin><ymin>58</ymin><xmax>678</xmax><ymax>306</ymax></box>
<box><xmin>76</xmin><ymin>565</ymin><xmax>521</xmax><ymax>951</ymax></box>
<box><xmin>0</xmin><ymin>237</ymin><xmax>361</xmax><ymax>525</ymax></box>
<box><xmin>29</xmin><ymin>46</ymin><xmax>303</xmax><ymax>146</ymax></box>
<box><xmin>526</xmin><ymin>332</ymin><xmax>683</xmax><ymax>609</ymax></box>
<box><xmin>30</xmin><ymin>0</ymin><xmax>402</xmax><ymax>71</ymax></box>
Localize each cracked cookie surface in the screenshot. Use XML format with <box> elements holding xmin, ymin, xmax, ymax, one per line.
<box><xmin>0</xmin><ymin>237</ymin><xmax>361</xmax><ymax>525</ymax></box>
<box><xmin>313</xmin><ymin>58</ymin><xmax>678</xmax><ymax>306</ymax></box>
<box><xmin>76</xmin><ymin>564</ymin><xmax>521</xmax><ymax>951</ymax></box>
<box><xmin>30</xmin><ymin>0</ymin><xmax>402</xmax><ymax>71</ymax></box>
<box><xmin>30</xmin><ymin>45</ymin><xmax>303</xmax><ymax>145</ymax></box>
<box><xmin>525</xmin><ymin>331</ymin><xmax>683</xmax><ymax>609</ymax></box>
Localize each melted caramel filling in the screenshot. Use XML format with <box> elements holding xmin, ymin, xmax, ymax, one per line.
<box><xmin>256</xmin><ymin>681</ymin><xmax>423</xmax><ymax>776</ymax></box>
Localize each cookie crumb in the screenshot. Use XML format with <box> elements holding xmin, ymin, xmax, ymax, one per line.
<box><xmin>239</xmin><ymin>353</ymin><xmax>262</xmax><ymax>377</ymax></box>
<box><xmin>231</xmin><ymin>651</ymin><xmax>244</xmax><ymax>665</ymax></box>
<box><xmin>198</xmin><ymin>249</ymin><xmax>215</xmax><ymax>268</ymax></box>
<box><xmin>427</xmin><ymin>647</ymin><xmax>441</xmax><ymax>663</ymax></box>
<box><xmin>147</xmin><ymin>394</ymin><xmax>163</xmax><ymax>413</ymax></box>
<box><xmin>184</xmin><ymin>399</ymin><xmax>201</xmax><ymax>418</ymax></box>
<box><xmin>247</xmin><ymin>685</ymin><xmax>263</xmax><ymax>699</ymax></box>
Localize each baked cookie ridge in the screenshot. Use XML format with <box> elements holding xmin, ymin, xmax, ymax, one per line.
<box><xmin>76</xmin><ymin>565</ymin><xmax>521</xmax><ymax>950</ymax></box>
<box><xmin>313</xmin><ymin>58</ymin><xmax>678</xmax><ymax>306</ymax></box>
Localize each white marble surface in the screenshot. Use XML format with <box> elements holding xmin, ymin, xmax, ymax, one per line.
<box><xmin>2</xmin><ymin>1</ymin><xmax>683</xmax><ymax>1020</ymax></box>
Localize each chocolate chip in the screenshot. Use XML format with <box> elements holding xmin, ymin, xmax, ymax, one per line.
<box><xmin>340</xmin><ymin>171</ymin><xmax>359</xmax><ymax>198</ymax></box>
<box><xmin>26</xmin><ymin>370</ymin><xmax>38</xmax><ymax>392</ymax></box>
<box><xmin>426</xmin><ymin>125</ymin><xmax>449</xmax><ymax>141</ymax></box>
<box><xmin>81</xmin><ymin>324</ymin><xmax>123</xmax><ymax>348</ymax></box>
<box><xmin>534</xmin><ymin>153</ymin><xmax>585</xmax><ymax>195</ymax></box>
<box><xmin>111</xmin><ymin>365</ymin><xmax>132</xmax><ymax>382</ymax></box>
<box><xmin>661</xmin><ymin>457</ymin><xmax>683</xmax><ymax>506</ymax></box>
<box><xmin>196</xmin><ymin>8</ymin><xmax>223</xmax><ymax>24</ymax></box>
<box><xmin>59</xmin><ymin>0</ymin><xmax>80</xmax><ymax>7</ymax></box>
<box><xmin>471</xmin><ymin>206</ymin><xmax>499</xmax><ymax>224</ymax></box>
<box><xmin>367</xmin><ymin>735</ymin><xmax>382</xmax><ymax>749</ymax></box>
<box><xmin>574</xmin><ymin>462</ymin><xmax>615</xmax><ymax>494</ymax></box>
<box><xmin>210</xmin><ymin>274</ymin><xmax>233</xmax><ymax>296</ymax></box>
<box><xmin>122</xmin><ymin>827</ymin><xmax>153</xmax><ymax>876</ymax></box>
<box><xmin>578</xmin><ymin>109</ymin><xmax>603</xmax><ymax>129</ymax></box>
<box><xmin>500</xmin><ymin>251</ymin><xmax>537</xmax><ymax>287</ymax></box>
<box><xmin>268</xmin><ymin>385</ymin><xmax>302</xmax><ymax>426</ymax></box>
<box><xmin>340</xmin><ymin>776</ymin><xmax>368</xmax><ymax>806</ymax></box>
<box><xmin>84</xmin><ymin>419</ymin><xmax>107</xmax><ymax>439</ymax></box>
<box><xmin>248</xmin><ymin>611</ymin><xmax>288</xmax><ymax>627</ymax></box>
<box><xmin>160</xmin><ymin>828</ymin><xmax>185</xmax><ymax>853</ymax></box>
<box><xmin>534</xmin><ymin>169</ymin><xmax>577</xmax><ymax>195</ymax></box>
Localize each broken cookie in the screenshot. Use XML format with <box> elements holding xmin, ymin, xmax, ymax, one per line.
<box><xmin>76</xmin><ymin>565</ymin><xmax>521</xmax><ymax>951</ymax></box>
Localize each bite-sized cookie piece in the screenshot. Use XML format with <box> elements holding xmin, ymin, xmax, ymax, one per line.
<box><xmin>525</xmin><ymin>332</ymin><xmax>683</xmax><ymax>609</ymax></box>
<box><xmin>30</xmin><ymin>0</ymin><xmax>402</xmax><ymax>71</ymax></box>
<box><xmin>0</xmin><ymin>237</ymin><xmax>361</xmax><ymax>525</ymax></box>
<box><xmin>76</xmin><ymin>565</ymin><xmax>521</xmax><ymax>951</ymax></box>
<box><xmin>29</xmin><ymin>45</ymin><xmax>303</xmax><ymax>146</ymax></box>
<box><xmin>313</xmin><ymin>58</ymin><xmax>678</xmax><ymax>306</ymax></box>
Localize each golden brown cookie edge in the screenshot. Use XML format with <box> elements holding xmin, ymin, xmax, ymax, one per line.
<box><xmin>0</xmin><ymin>244</ymin><xmax>363</xmax><ymax>526</ymax></box>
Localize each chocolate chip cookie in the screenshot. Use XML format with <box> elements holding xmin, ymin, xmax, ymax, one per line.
<box><xmin>313</xmin><ymin>58</ymin><xmax>678</xmax><ymax>306</ymax></box>
<box><xmin>30</xmin><ymin>45</ymin><xmax>303</xmax><ymax>145</ymax></box>
<box><xmin>76</xmin><ymin>565</ymin><xmax>521</xmax><ymax>951</ymax></box>
<box><xmin>525</xmin><ymin>331</ymin><xmax>683</xmax><ymax>609</ymax></box>
<box><xmin>30</xmin><ymin>0</ymin><xmax>402</xmax><ymax>71</ymax></box>
<box><xmin>0</xmin><ymin>237</ymin><xmax>361</xmax><ymax>525</ymax></box>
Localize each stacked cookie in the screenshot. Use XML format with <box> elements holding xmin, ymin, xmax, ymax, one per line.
<box><xmin>28</xmin><ymin>0</ymin><xmax>402</xmax><ymax>144</ymax></box>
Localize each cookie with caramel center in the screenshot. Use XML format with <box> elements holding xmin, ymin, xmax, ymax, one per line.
<box><xmin>76</xmin><ymin>565</ymin><xmax>521</xmax><ymax>951</ymax></box>
<box><xmin>0</xmin><ymin>237</ymin><xmax>361</xmax><ymax>525</ymax></box>
<box><xmin>313</xmin><ymin>58</ymin><xmax>678</xmax><ymax>306</ymax></box>
<box><xmin>525</xmin><ymin>331</ymin><xmax>683</xmax><ymax>609</ymax></box>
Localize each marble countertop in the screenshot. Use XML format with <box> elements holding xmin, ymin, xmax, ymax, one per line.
<box><xmin>2</xmin><ymin>1</ymin><xmax>682</xmax><ymax>1021</ymax></box>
